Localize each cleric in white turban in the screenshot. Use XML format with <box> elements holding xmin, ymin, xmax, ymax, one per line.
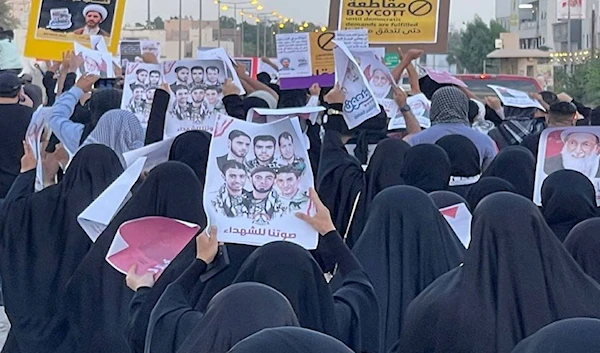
<box><xmin>73</xmin><ymin>4</ymin><xmax>110</xmax><ymax>36</ymax></box>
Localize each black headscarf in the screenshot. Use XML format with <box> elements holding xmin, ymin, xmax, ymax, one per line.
<box><xmin>429</xmin><ymin>190</ymin><xmax>471</xmax><ymax>211</ymax></box>
<box><xmin>394</xmin><ymin>193</ymin><xmax>600</xmax><ymax>353</ymax></box>
<box><xmin>174</xmin><ymin>283</ymin><xmax>299</xmax><ymax>353</ymax></box>
<box><xmin>168</xmin><ymin>130</ymin><xmax>211</xmax><ymax>184</ymax></box>
<box><xmin>63</xmin><ymin>162</ymin><xmax>206</xmax><ymax>353</ymax></box>
<box><xmin>465</xmin><ymin>177</ymin><xmax>516</xmax><ymax>210</ymax></box>
<box><xmin>541</xmin><ymin>170</ymin><xmax>599</xmax><ymax>241</ymax></box>
<box><xmin>227</xmin><ymin>327</ymin><xmax>354</xmax><ymax>353</ymax></box>
<box><xmin>352</xmin><ymin>186</ymin><xmax>465</xmax><ymax>351</ymax></box>
<box><xmin>511</xmin><ymin>318</ymin><xmax>600</xmax><ymax>353</ymax></box>
<box><xmin>436</xmin><ymin>135</ymin><xmax>481</xmax><ymax>198</ymax></box>
<box><xmin>482</xmin><ymin>146</ymin><xmax>535</xmax><ymax>199</ymax></box>
<box><xmin>401</xmin><ymin>144</ymin><xmax>451</xmax><ymax>193</ymax></box>
<box><xmin>564</xmin><ymin>218</ymin><xmax>600</xmax><ymax>283</ymax></box>
<box><xmin>0</xmin><ymin>144</ymin><xmax>123</xmax><ymax>353</ymax></box>
<box><xmin>346</xmin><ymin>138</ymin><xmax>410</xmax><ymax>248</ymax></box>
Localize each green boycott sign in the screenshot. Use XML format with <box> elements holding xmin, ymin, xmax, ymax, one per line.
<box><xmin>384</xmin><ymin>53</ymin><xmax>400</xmax><ymax>69</ymax></box>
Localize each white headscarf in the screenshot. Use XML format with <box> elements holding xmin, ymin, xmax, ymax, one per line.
<box><xmin>81</xmin><ymin>109</ymin><xmax>144</xmax><ymax>165</ymax></box>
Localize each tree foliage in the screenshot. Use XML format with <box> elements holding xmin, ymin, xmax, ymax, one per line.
<box><xmin>0</xmin><ymin>0</ymin><xmax>19</xmax><ymax>29</ymax></box>
<box><xmin>447</xmin><ymin>16</ymin><xmax>507</xmax><ymax>73</ymax></box>
<box><xmin>555</xmin><ymin>61</ymin><xmax>600</xmax><ymax>106</ymax></box>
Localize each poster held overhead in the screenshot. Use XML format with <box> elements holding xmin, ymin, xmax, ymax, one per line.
<box><xmin>74</xmin><ymin>42</ymin><xmax>115</xmax><ymax>78</ymax></box>
<box><xmin>121</xmin><ymin>63</ymin><xmax>163</xmax><ymax>128</ymax></box>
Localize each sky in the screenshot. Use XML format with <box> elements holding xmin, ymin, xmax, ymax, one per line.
<box><xmin>123</xmin><ymin>0</ymin><xmax>496</xmax><ymax>28</ymax></box>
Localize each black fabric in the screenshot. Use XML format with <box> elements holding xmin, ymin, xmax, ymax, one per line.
<box><xmin>393</xmin><ymin>192</ymin><xmax>600</xmax><ymax>353</ymax></box>
<box><xmin>42</xmin><ymin>71</ymin><xmax>57</xmax><ymax>105</ymax></box>
<box><xmin>436</xmin><ymin>134</ymin><xmax>481</xmax><ymax>177</ymax></box>
<box><xmin>233</xmin><ymin>240</ymin><xmax>379</xmax><ymax>353</ymax></box>
<box><xmin>316</xmin><ymin>130</ymin><xmax>363</xmax><ymax>237</ymax></box>
<box><xmin>227</xmin><ymin>327</ymin><xmax>354</xmax><ymax>353</ymax></box>
<box><xmin>64</xmin><ymin>162</ymin><xmax>206</xmax><ymax>353</ymax></box>
<box><xmin>482</xmin><ymin>146</ymin><xmax>535</xmax><ymax>199</ymax></box>
<box><xmin>511</xmin><ymin>318</ymin><xmax>600</xmax><ymax>353</ymax></box>
<box><xmin>429</xmin><ymin>190</ymin><xmax>470</xmax><ymax>211</ymax></box>
<box><xmin>144</xmin><ymin>89</ymin><xmax>170</xmax><ymax>145</ymax></box>
<box><xmin>168</xmin><ymin>130</ymin><xmax>211</xmax><ymax>183</ymax></box>
<box><xmin>564</xmin><ymin>218</ymin><xmax>600</xmax><ymax>283</ymax></box>
<box><xmin>465</xmin><ymin>177</ymin><xmax>515</xmax><ymax>210</ymax></box>
<box><xmin>0</xmin><ymin>145</ymin><xmax>123</xmax><ymax>353</ymax></box>
<box><xmin>168</xmin><ymin>283</ymin><xmax>299</xmax><ymax>353</ymax></box>
<box><xmin>223</xmin><ymin>94</ymin><xmax>245</xmax><ymax>120</ymax></box>
<box><xmin>541</xmin><ymin>170</ymin><xmax>599</xmax><ymax>241</ymax></box>
<box><xmin>353</xmin><ymin>186</ymin><xmax>464</xmax><ymax>351</ymax></box>
<box><xmin>401</xmin><ymin>144</ymin><xmax>451</xmax><ymax>193</ymax></box>
<box><xmin>346</xmin><ymin>138</ymin><xmax>410</xmax><ymax>249</ymax></box>
<box><xmin>520</xmin><ymin>131</ymin><xmax>542</xmax><ymax>158</ymax></box>
<box><xmin>0</xmin><ymin>103</ymin><xmax>32</xmax><ymax>198</ymax></box>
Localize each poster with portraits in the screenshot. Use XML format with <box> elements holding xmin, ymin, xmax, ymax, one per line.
<box><xmin>74</xmin><ymin>42</ymin><xmax>115</xmax><ymax>78</ymax></box>
<box><xmin>204</xmin><ymin>114</ymin><xmax>318</xmax><ymax>249</ymax></box>
<box><xmin>121</xmin><ymin>63</ymin><xmax>163</xmax><ymax>128</ymax></box>
<box><xmin>119</xmin><ymin>40</ymin><xmax>161</xmax><ymax>69</ymax></box>
<box><xmin>534</xmin><ymin>127</ymin><xmax>600</xmax><ymax>206</ymax></box>
<box><xmin>196</xmin><ymin>48</ymin><xmax>246</xmax><ymax>95</ymax></box>
<box><xmin>488</xmin><ymin>84</ymin><xmax>545</xmax><ymax>110</ymax></box>
<box><xmin>333</xmin><ymin>40</ymin><xmax>381</xmax><ymax>129</ymax></box>
<box><xmin>388</xmin><ymin>93</ymin><xmax>432</xmax><ymax>130</ymax></box>
<box><xmin>162</xmin><ymin>59</ymin><xmax>228</xmax><ymax>137</ymax></box>
<box><xmin>351</xmin><ymin>48</ymin><xmax>398</xmax><ymax>118</ymax></box>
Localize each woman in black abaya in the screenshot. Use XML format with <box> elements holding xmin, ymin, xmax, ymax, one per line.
<box><xmin>352</xmin><ymin>186</ymin><xmax>465</xmax><ymax>352</ymax></box>
<box><xmin>482</xmin><ymin>146</ymin><xmax>535</xmax><ymax>199</ymax></box>
<box><xmin>564</xmin><ymin>218</ymin><xmax>600</xmax><ymax>283</ymax></box>
<box><xmin>227</xmin><ymin>327</ymin><xmax>354</xmax><ymax>353</ymax></box>
<box><xmin>168</xmin><ymin>130</ymin><xmax>211</xmax><ymax>183</ymax></box>
<box><xmin>0</xmin><ymin>144</ymin><xmax>123</xmax><ymax>353</ymax></box>
<box><xmin>541</xmin><ymin>170</ymin><xmax>599</xmax><ymax>241</ymax></box>
<box><xmin>511</xmin><ymin>318</ymin><xmax>600</xmax><ymax>353</ymax></box>
<box><xmin>400</xmin><ymin>144</ymin><xmax>451</xmax><ymax>193</ymax></box>
<box><xmin>429</xmin><ymin>190</ymin><xmax>470</xmax><ymax>210</ymax></box>
<box><xmin>64</xmin><ymin>162</ymin><xmax>206</xmax><ymax>353</ymax></box>
<box><xmin>393</xmin><ymin>193</ymin><xmax>600</xmax><ymax>353</ymax></box>
<box><xmin>436</xmin><ymin>134</ymin><xmax>481</xmax><ymax>197</ymax></box>
<box><xmin>465</xmin><ymin>177</ymin><xmax>516</xmax><ymax>210</ymax></box>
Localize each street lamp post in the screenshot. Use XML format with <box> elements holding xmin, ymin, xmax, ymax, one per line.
<box><xmin>178</xmin><ymin>0</ymin><xmax>182</xmax><ymax>59</ymax></box>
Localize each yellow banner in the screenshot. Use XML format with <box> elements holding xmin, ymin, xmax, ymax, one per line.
<box><xmin>338</xmin><ymin>0</ymin><xmax>439</xmax><ymax>44</ymax></box>
<box><xmin>24</xmin><ymin>0</ymin><xmax>126</xmax><ymax>60</ymax></box>
<box><xmin>309</xmin><ymin>32</ymin><xmax>336</xmax><ymax>76</ymax></box>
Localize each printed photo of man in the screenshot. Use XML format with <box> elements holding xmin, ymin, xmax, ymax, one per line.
<box><xmin>130</xmin><ymin>68</ymin><xmax>148</xmax><ymax>91</ymax></box>
<box><xmin>545</xmin><ymin>129</ymin><xmax>600</xmax><ymax>179</ymax></box>
<box><xmin>189</xmin><ymin>85</ymin><xmax>209</xmax><ymax>123</ymax></box>
<box><xmin>276</xmin><ymin>132</ymin><xmax>305</xmax><ymax>167</ymax></box>
<box><xmin>73</xmin><ymin>4</ymin><xmax>110</xmax><ymax>36</ymax></box>
<box><xmin>148</xmin><ymin>70</ymin><xmax>162</xmax><ymax>87</ymax></box>
<box><xmin>369</xmin><ymin>68</ymin><xmax>393</xmax><ymax>99</ymax></box>
<box><xmin>191</xmin><ymin>66</ymin><xmax>205</xmax><ymax>86</ymax></box>
<box><xmin>217</xmin><ymin>130</ymin><xmax>252</xmax><ymax>172</ymax></box>
<box><xmin>142</xmin><ymin>87</ymin><xmax>157</xmax><ymax>120</ymax></box>
<box><xmin>127</xmin><ymin>84</ymin><xmax>146</xmax><ymax>115</ymax></box>
<box><xmin>246</xmin><ymin>135</ymin><xmax>277</xmax><ymax>170</ymax></box>
<box><xmin>212</xmin><ymin>161</ymin><xmax>250</xmax><ymax>218</ymax></box>
<box><xmin>205</xmin><ymin>66</ymin><xmax>223</xmax><ymax>87</ymax></box>
<box><xmin>280</xmin><ymin>58</ymin><xmax>294</xmax><ymax>71</ymax></box>
<box><xmin>247</xmin><ymin>166</ymin><xmax>281</xmax><ymax>225</ymax></box>
<box><xmin>205</xmin><ymin>86</ymin><xmax>225</xmax><ymax>118</ymax></box>
<box><xmin>171</xmin><ymin>84</ymin><xmax>191</xmax><ymax>120</ymax></box>
<box><xmin>276</xmin><ymin>164</ymin><xmax>309</xmax><ymax>214</ymax></box>
<box><xmin>170</xmin><ymin>66</ymin><xmax>190</xmax><ymax>92</ymax></box>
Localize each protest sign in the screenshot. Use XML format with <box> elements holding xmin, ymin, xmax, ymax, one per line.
<box><xmin>196</xmin><ymin>48</ymin><xmax>246</xmax><ymax>95</ymax></box>
<box><xmin>119</xmin><ymin>40</ymin><xmax>161</xmax><ymax>69</ymax></box>
<box><xmin>246</xmin><ymin>106</ymin><xmax>325</xmax><ymax>125</ymax></box>
<box><xmin>204</xmin><ymin>114</ymin><xmax>318</xmax><ymax>249</ymax></box>
<box><xmin>74</xmin><ymin>43</ymin><xmax>115</xmax><ymax>78</ymax></box>
<box><xmin>78</xmin><ymin>157</ymin><xmax>146</xmax><ymax>242</ymax></box>
<box><xmin>25</xmin><ymin>0</ymin><xmax>126</xmax><ymax>60</ymax></box>
<box><xmin>488</xmin><ymin>84</ymin><xmax>545</xmax><ymax>110</ymax></box>
<box><xmin>106</xmin><ymin>216</ymin><xmax>201</xmax><ymax>278</ymax></box>
<box><xmin>388</xmin><ymin>93</ymin><xmax>432</xmax><ymax>130</ymax></box>
<box><xmin>277</xmin><ymin>29</ymin><xmax>369</xmax><ymax>89</ymax></box>
<box><xmin>424</xmin><ymin>68</ymin><xmax>467</xmax><ymax>87</ymax></box>
<box><xmin>162</xmin><ymin>59</ymin><xmax>228</xmax><ymax>137</ymax></box>
<box><xmin>352</xmin><ymin>48</ymin><xmax>398</xmax><ymax>118</ymax></box>
<box><xmin>121</xmin><ymin>63</ymin><xmax>163</xmax><ymax>128</ymax></box>
<box><xmin>440</xmin><ymin>203</ymin><xmax>471</xmax><ymax>248</ymax></box>
<box><xmin>233</xmin><ymin>57</ymin><xmax>258</xmax><ymax>78</ymax></box>
<box><xmin>534</xmin><ymin>127</ymin><xmax>600</xmax><ymax>206</ymax></box>
<box><xmin>90</xmin><ymin>35</ymin><xmax>109</xmax><ymax>52</ymax></box>
<box><xmin>328</xmin><ymin>0</ymin><xmax>451</xmax><ymax>53</ymax></box>
<box><xmin>26</xmin><ymin>107</ymin><xmax>53</xmax><ymax>191</ymax></box>
<box><xmin>122</xmin><ymin>137</ymin><xmax>176</xmax><ymax>173</ymax></box>
<box><xmin>333</xmin><ymin>40</ymin><xmax>381</xmax><ymax>129</ymax></box>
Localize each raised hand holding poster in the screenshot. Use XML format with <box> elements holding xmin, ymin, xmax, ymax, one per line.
<box><xmin>204</xmin><ymin>114</ymin><xmax>318</xmax><ymax>249</ymax></box>
<box><xmin>121</xmin><ymin>63</ymin><xmax>163</xmax><ymax>128</ymax></box>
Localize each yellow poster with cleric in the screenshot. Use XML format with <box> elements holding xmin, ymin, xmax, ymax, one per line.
<box><xmin>24</xmin><ymin>0</ymin><xmax>126</xmax><ymax>60</ymax></box>
<box><xmin>338</xmin><ymin>0</ymin><xmax>440</xmax><ymax>44</ymax></box>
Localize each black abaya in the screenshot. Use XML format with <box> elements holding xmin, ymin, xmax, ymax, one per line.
<box><xmin>482</xmin><ymin>146</ymin><xmax>535</xmax><ymax>199</ymax></box>
<box><xmin>346</xmin><ymin>138</ymin><xmax>410</xmax><ymax>248</ymax></box>
<box><xmin>429</xmin><ymin>190</ymin><xmax>470</xmax><ymax>210</ymax></box>
<box><xmin>394</xmin><ymin>192</ymin><xmax>600</xmax><ymax>353</ymax></box>
<box><xmin>400</xmin><ymin>144</ymin><xmax>451</xmax><ymax>193</ymax></box>
<box><xmin>168</xmin><ymin>130</ymin><xmax>211</xmax><ymax>183</ymax></box>
<box><xmin>64</xmin><ymin>162</ymin><xmax>206</xmax><ymax>353</ymax></box>
<box><xmin>511</xmin><ymin>318</ymin><xmax>600</xmax><ymax>353</ymax></box>
<box><xmin>465</xmin><ymin>177</ymin><xmax>516</xmax><ymax>210</ymax></box>
<box><xmin>352</xmin><ymin>186</ymin><xmax>465</xmax><ymax>352</ymax></box>
<box><xmin>232</xmin><ymin>239</ymin><xmax>379</xmax><ymax>353</ymax></box>
<box><xmin>541</xmin><ymin>170</ymin><xmax>599</xmax><ymax>241</ymax></box>
<box><xmin>0</xmin><ymin>144</ymin><xmax>123</xmax><ymax>353</ymax></box>
<box><xmin>227</xmin><ymin>327</ymin><xmax>354</xmax><ymax>353</ymax></box>
<box><xmin>564</xmin><ymin>218</ymin><xmax>600</xmax><ymax>283</ymax></box>
<box><xmin>147</xmin><ymin>280</ymin><xmax>299</xmax><ymax>353</ymax></box>
<box><xmin>436</xmin><ymin>134</ymin><xmax>481</xmax><ymax>198</ymax></box>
